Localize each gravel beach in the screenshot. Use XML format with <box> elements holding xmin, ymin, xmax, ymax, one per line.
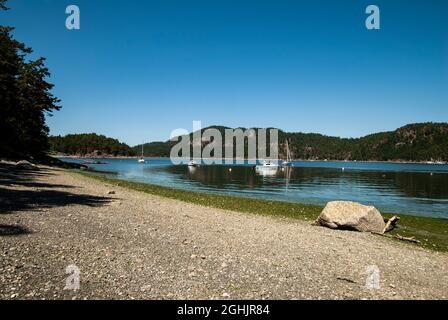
<box><xmin>0</xmin><ymin>164</ymin><xmax>447</xmax><ymax>300</ymax></box>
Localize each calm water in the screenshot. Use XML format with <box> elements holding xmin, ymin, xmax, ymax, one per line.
<box><xmin>61</xmin><ymin>158</ymin><xmax>448</xmax><ymax>219</ymax></box>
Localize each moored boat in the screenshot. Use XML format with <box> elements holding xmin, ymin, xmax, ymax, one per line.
<box><xmin>138</xmin><ymin>143</ymin><xmax>145</xmax><ymax>164</ymax></box>
<box><xmin>188</xmin><ymin>160</ymin><xmax>200</xmax><ymax>167</ymax></box>
<box><xmin>282</xmin><ymin>139</ymin><xmax>293</xmax><ymax>167</ymax></box>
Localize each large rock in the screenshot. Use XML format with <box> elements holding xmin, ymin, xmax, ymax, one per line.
<box><xmin>315</xmin><ymin>201</ymin><xmax>385</xmax><ymax>233</ymax></box>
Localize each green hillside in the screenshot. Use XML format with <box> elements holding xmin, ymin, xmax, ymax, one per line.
<box><xmin>49</xmin><ymin>134</ymin><xmax>135</xmax><ymax>157</ymax></box>
<box><xmin>134</xmin><ymin>123</ymin><xmax>448</xmax><ymax>162</ymax></box>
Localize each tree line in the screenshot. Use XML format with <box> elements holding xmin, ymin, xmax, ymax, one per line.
<box><xmin>49</xmin><ymin>134</ymin><xmax>135</xmax><ymax>157</ymax></box>
<box><xmin>283</xmin><ymin>123</ymin><xmax>448</xmax><ymax>161</ymax></box>
<box><xmin>133</xmin><ymin>123</ymin><xmax>448</xmax><ymax>162</ymax></box>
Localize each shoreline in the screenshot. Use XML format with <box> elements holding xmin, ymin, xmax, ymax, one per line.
<box><xmin>78</xmin><ymin>170</ymin><xmax>448</xmax><ymax>253</ymax></box>
<box><xmin>53</xmin><ymin>155</ymin><xmax>448</xmax><ymax>165</ymax></box>
<box><xmin>38</xmin><ymin>158</ymin><xmax>448</xmax><ymax>221</ymax></box>
<box><xmin>1</xmin><ymin>164</ymin><xmax>447</xmax><ymax>299</ymax></box>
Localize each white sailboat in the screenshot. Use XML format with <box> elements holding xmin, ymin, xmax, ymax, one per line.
<box><xmin>138</xmin><ymin>144</ymin><xmax>145</xmax><ymax>164</ymax></box>
<box><xmin>282</xmin><ymin>139</ymin><xmax>293</xmax><ymax>167</ymax></box>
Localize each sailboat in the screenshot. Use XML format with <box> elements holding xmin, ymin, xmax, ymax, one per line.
<box><xmin>138</xmin><ymin>144</ymin><xmax>145</xmax><ymax>164</ymax></box>
<box><xmin>282</xmin><ymin>139</ymin><xmax>293</xmax><ymax>167</ymax></box>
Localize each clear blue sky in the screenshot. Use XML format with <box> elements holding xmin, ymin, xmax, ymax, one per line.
<box><xmin>1</xmin><ymin>0</ymin><xmax>447</xmax><ymax>146</ymax></box>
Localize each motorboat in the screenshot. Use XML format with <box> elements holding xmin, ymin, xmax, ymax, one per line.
<box><xmin>255</xmin><ymin>160</ymin><xmax>279</xmax><ymax>169</ymax></box>
<box><xmin>255</xmin><ymin>160</ymin><xmax>279</xmax><ymax>177</ymax></box>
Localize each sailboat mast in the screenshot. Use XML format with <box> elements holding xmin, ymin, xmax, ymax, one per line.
<box><xmin>286</xmin><ymin>139</ymin><xmax>290</xmax><ymax>162</ymax></box>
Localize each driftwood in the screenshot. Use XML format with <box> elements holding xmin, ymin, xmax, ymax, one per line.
<box><xmin>336</xmin><ymin>277</ymin><xmax>357</xmax><ymax>284</ymax></box>
<box><xmin>382</xmin><ymin>215</ymin><xmax>400</xmax><ymax>234</ymax></box>
<box><xmin>374</xmin><ymin>215</ymin><xmax>421</xmax><ymax>245</ymax></box>
<box><xmin>394</xmin><ymin>234</ymin><xmax>420</xmax><ymax>244</ymax></box>
<box><xmin>374</xmin><ymin>232</ymin><xmax>421</xmax><ymax>244</ymax></box>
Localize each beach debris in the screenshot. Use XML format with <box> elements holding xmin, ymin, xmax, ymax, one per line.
<box><xmin>336</xmin><ymin>276</ymin><xmax>357</xmax><ymax>284</ymax></box>
<box><xmin>314</xmin><ymin>201</ymin><xmax>386</xmax><ymax>233</ymax></box>
<box><xmin>107</xmin><ymin>190</ymin><xmax>116</xmax><ymax>195</ymax></box>
<box><xmin>382</xmin><ymin>215</ymin><xmax>400</xmax><ymax>234</ymax></box>
<box><xmin>394</xmin><ymin>234</ymin><xmax>420</xmax><ymax>244</ymax></box>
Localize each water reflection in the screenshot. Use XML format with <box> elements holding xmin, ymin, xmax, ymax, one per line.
<box><xmin>255</xmin><ymin>166</ymin><xmax>279</xmax><ymax>177</ymax></box>
<box><xmin>166</xmin><ymin>164</ymin><xmax>448</xmax><ymax>198</ymax></box>
<box><xmin>162</xmin><ymin>164</ymin><xmax>448</xmax><ymax>217</ymax></box>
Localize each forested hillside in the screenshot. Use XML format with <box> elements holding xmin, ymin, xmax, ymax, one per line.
<box><xmin>134</xmin><ymin>123</ymin><xmax>448</xmax><ymax>162</ymax></box>
<box><xmin>49</xmin><ymin>134</ymin><xmax>135</xmax><ymax>157</ymax></box>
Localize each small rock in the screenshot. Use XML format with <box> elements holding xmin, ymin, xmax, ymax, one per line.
<box><xmin>222</xmin><ymin>292</ymin><xmax>230</xmax><ymax>298</ymax></box>
<box><xmin>107</xmin><ymin>191</ymin><xmax>116</xmax><ymax>195</ymax></box>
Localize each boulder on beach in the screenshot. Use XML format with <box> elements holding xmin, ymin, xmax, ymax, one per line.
<box><xmin>315</xmin><ymin>201</ymin><xmax>385</xmax><ymax>233</ymax></box>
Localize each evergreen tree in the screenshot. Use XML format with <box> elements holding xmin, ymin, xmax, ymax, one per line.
<box><xmin>0</xmin><ymin>0</ymin><xmax>60</xmax><ymax>159</ymax></box>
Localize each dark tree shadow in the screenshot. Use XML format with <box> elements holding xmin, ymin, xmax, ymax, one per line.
<box><xmin>0</xmin><ymin>162</ymin><xmax>75</xmax><ymax>189</ymax></box>
<box><xmin>0</xmin><ymin>224</ymin><xmax>31</xmax><ymax>236</ymax></box>
<box><xmin>0</xmin><ymin>163</ymin><xmax>112</xmax><ymax>215</ymax></box>
<box><xmin>0</xmin><ymin>188</ymin><xmax>112</xmax><ymax>214</ymax></box>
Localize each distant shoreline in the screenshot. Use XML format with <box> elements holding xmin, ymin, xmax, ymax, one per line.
<box><xmin>53</xmin><ymin>155</ymin><xmax>447</xmax><ymax>165</ymax></box>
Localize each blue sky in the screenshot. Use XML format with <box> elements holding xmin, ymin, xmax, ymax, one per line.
<box><xmin>1</xmin><ymin>0</ymin><xmax>447</xmax><ymax>145</ymax></box>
